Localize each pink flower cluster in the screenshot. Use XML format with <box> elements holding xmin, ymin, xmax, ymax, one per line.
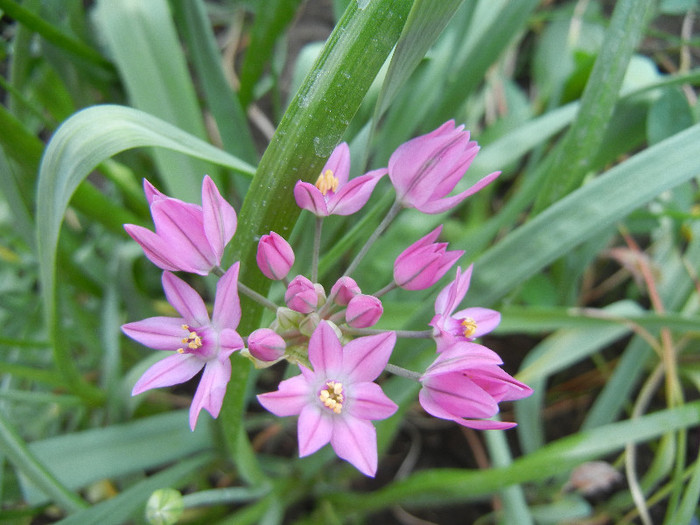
<box><xmin>121</xmin><ymin>121</ymin><xmax>532</xmax><ymax>477</ymax></box>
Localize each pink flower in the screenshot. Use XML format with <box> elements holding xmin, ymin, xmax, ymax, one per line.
<box><xmin>419</xmin><ymin>343</ymin><xmax>532</xmax><ymax>430</ymax></box>
<box><xmin>247</xmin><ymin>328</ymin><xmax>286</xmax><ymax>362</ymax></box>
<box><xmin>345</xmin><ymin>294</ymin><xmax>383</xmax><ymax>328</ymax></box>
<box><xmin>122</xmin><ymin>264</ymin><xmax>244</xmax><ymax>430</ymax></box>
<box><xmin>393</xmin><ymin>225</ymin><xmax>463</xmax><ymax>290</ymax></box>
<box><xmin>257</xmin><ymin>231</ymin><xmax>295</xmax><ymax>280</ymax></box>
<box><xmin>430</xmin><ymin>265</ymin><xmax>501</xmax><ymax>351</ymax></box>
<box><xmin>388</xmin><ymin>121</ymin><xmax>499</xmax><ymax>214</ymax></box>
<box><xmin>285</xmin><ymin>275</ymin><xmax>321</xmax><ymax>314</ymax></box>
<box><xmin>124</xmin><ymin>176</ymin><xmax>237</xmax><ymax>275</ymax></box>
<box><xmin>294</xmin><ymin>142</ymin><xmax>386</xmax><ymax>216</ymax></box>
<box><xmin>257</xmin><ymin>321</ymin><xmax>397</xmax><ymax>477</ymax></box>
<box><xmin>330</xmin><ymin>276</ymin><xmax>361</xmax><ymax>306</ymax></box>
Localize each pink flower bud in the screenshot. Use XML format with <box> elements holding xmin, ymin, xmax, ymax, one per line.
<box><xmin>393</xmin><ymin>226</ymin><xmax>463</xmax><ymax>290</ymax></box>
<box><xmin>256</xmin><ymin>232</ymin><xmax>295</xmax><ymax>280</ymax></box>
<box><xmin>345</xmin><ymin>294</ymin><xmax>383</xmax><ymax>328</ymax></box>
<box><xmin>285</xmin><ymin>275</ymin><xmax>318</xmax><ymax>313</ymax></box>
<box><xmin>330</xmin><ymin>276</ymin><xmax>361</xmax><ymax>306</ymax></box>
<box><xmin>247</xmin><ymin>328</ymin><xmax>286</xmax><ymax>362</ymax></box>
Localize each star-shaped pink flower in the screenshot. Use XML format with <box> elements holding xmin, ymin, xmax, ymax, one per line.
<box><xmin>122</xmin><ymin>263</ymin><xmax>244</xmax><ymax>430</ymax></box>
<box><xmin>257</xmin><ymin>321</ymin><xmax>397</xmax><ymax>477</ymax></box>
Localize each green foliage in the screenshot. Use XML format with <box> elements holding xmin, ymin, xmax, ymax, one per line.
<box><xmin>1</xmin><ymin>0</ymin><xmax>700</xmax><ymax>523</ymax></box>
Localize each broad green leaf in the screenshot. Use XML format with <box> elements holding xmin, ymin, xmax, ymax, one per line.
<box><xmin>533</xmin><ymin>0</ymin><xmax>654</xmax><ymax>210</ymax></box>
<box><xmin>647</xmin><ymin>87</ymin><xmax>694</xmax><ymax>145</ymax></box>
<box><xmin>221</xmin><ymin>0</ymin><xmax>413</xmax><ymax>462</ymax></box>
<box><xmin>93</xmin><ymin>0</ymin><xmax>215</xmax><ymax>198</ymax></box>
<box><xmin>56</xmin><ymin>454</ymin><xmax>212</xmax><ymax>525</ymax></box>
<box><xmin>468</xmin><ymin>122</ymin><xmax>700</xmax><ymax>306</ymax></box>
<box><xmin>325</xmin><ymin>401</ymin><xmax>700</xmax><ymax>513</ymax></box>
<box><xmin>19</xmin><ymin>411</ymin><xmax>213</xmax><ymax>505</ymax></box>
<box><xmin>36</xmin><ymin>104</ymin><xmax>255</xmax><ymax>401</ymax></box>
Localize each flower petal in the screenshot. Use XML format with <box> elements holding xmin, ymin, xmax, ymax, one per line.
<box><xmin>323</xmin><ymin>142</ymin><xmax>351</xmax><ymax>186</ymax></box>
<box><xmin>218</xmin><ymin>328</ymin><xmax>245</xmax><ymax>359</ymax></box>
<box><xmin>434</xmin><ymin>265</ymin><xmax>473</xmax><ymax>316</ymax></box>
<box><xmin>342</xmin><ymin>331</ymin><xmax>396</xmax><ymax>382</ymax></box>
<box><xmin>415</xmin><ymin>171</ymin><xmax>500</xmax><ymax>214</ymax></box>
<box><xmin>294</xmin><ymin>181</ymin><xmax>329</xmax><ymax>216</ymax></box>
<box><xmin>330</xmin><ymin>415</ymin><xmax>377</xmax><ymax>477</ymax></box>
<box><xmin>308</xmin><ymin>321</ymin><xmax>343</xmax><ymax>377</ymax></box>
<box><xmin>132</xmin><ymin>353</ymin><xmax>203</xmax><ymax>395</ymax></box>
<box><xmin>455</xmin><ymin>307</ymin><xmax>501</xmax><ymax>338</ymax></box>
<box><xmin>327</xmin><ymin>169</ymin><xmax>387</xmax><ymax>216</ymax></box>
<box><xmin>347</xmin><ymin>382</ymin><xmax>397</xmax><ymax>420</ymax></box>
<box><xmin>124</xmin><ymin>224</ymin><xmax>195</xmax><ymax>272</ymax></box>
<box><xmin>162</xmin><ymin>272</ymin><xmax>210</xmax><ymax>327</ymax></box>
<box><xmin>257</xmin><ymin>374</ymin><xmax>311</xmax><ymax>417</ymax></box>
<box><xmin>298</xmin><ymin>405</ymin><xmax>332</xmax><ymax>457</ymax></box>
<box><xmin>121</xmin><ymin>316</ymin><xmax>188</xmax><ymax>351</ymax></box>
<box><xmin>189</xmin><ymin>357</ymin><xmax>231</xmax><ymax>430</ymax></box>
<box><xmin>202</xmin><ymin>175</ymin><xmax>237</xmax><ymax>263</ymax></box>
<box><xmin>143</xmin><ymin>178</ymin><xmax>166</xmax><ymax>204</ymax></box>
<box><xmin>212</xmin><ymin>262</ymin><xmax>241</xmax><ymax>329</ymax></box>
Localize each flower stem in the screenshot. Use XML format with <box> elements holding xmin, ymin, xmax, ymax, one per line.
<box><xmin>237</xmin><ymin>282</ymin><xmax>279</xmax><ymax>312</ymax></box>
<box><xmin>373</xmin><ymin>281</ymin><xmax>397</xmax><ymax>298</ymax></box>
<box><xmin>311</xmin><ymin>217</ymin><xmax>323</xmax><ymax>283</ymax></box>
<box><xmin>344</xmin><ymin>200</ymin><xmax>402</xmax><ymax>278</ymax></box>
<box><xmin>384</xmin><ymin>362</ymin><xmax>422</xmax><ymax>382</ymax></box>
<box><xmin>343</xmin><ymin>327</ymin><xmax>433</xmax><ymax>339</ymax></box>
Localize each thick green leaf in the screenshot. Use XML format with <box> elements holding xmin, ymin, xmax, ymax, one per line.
<box><xmin>468</xmin><ymin>122</ymin><xmax>700</xmax><ymax>306</ymax></box>
<box><xmin>36</xmin><ymin>104</ymin><xmax>255</xmax><ymax>401</ymax></box>
<box><xmin>19</xmin><ymin>411</ymin><xmax>213</xmax><ymax>505</ymax></box>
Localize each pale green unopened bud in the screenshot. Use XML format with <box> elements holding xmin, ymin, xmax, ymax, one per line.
<box><xmin>276</xmin><ymin>307</ymin><xmax>303</xmax><ymax>330</ymax></box>
<box><xmin>145</xmin><ymin>488</ymin><xmax>184</xmax><ymax>525</ymax></box>
<box><xmin>299</xmin><ymin>312</ymin><xmax>321</xmax><ymax>337</ymax></box>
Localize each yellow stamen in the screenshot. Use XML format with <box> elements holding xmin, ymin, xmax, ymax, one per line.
<box><xmin>461</xmin><ymin>317</ymin><xmax>477</xmax><ymax>338</ymax></box>
<box><xmin>178</xmin><ymin>326</ymin><xmax>203</xmax><ymax>353</ymax></box>
<box><xmin>319</xmin><ymin>380</ymin><xmax>344</xmax><ymax>414</ymax></box>
<box><xmin>314</xmin><ymin>170</ymin><xmax>339</xmax><ymax>195</ymax></box>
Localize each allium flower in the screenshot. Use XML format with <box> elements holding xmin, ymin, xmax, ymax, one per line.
<box><xmin>247</xmin><ymin>328</ymin><xmax>286</xmax><ymax>362</ymax></box>
<box><xmin>388</xmin><ymin>120</ymin><xmax>499</xmax><ymax>214</ymax></box>
<box><xmin>124</xmin><ymin>176</ymin><xmax>237</xmax><ymax>275</ymax></box>
<box><xmin>419</xmin><ymin>342</ymin><xmax>532</xmax><ymax>430</ymax></box>
<box><xmin>393</xmin><ymin>225</ymin><xmax>463</xmax><ymax>290</ymax></box>
<box><xmin>257</xmin><ymin>321</ymin><xmax>398</xmax><ymax>477</ymax></box>
<box><xmin>285</xmin><ymin>275</ymin><xmax>321</xmax><ymax>314</ymax></box>
<box><xmin>294</xmin><ymin>142</ymin><xmax>386</xmax><ymax>216</ymax></box>
<box><xmin>430</xmin><ymin>265</ymin><xmax>501</xmax><ymax>351</ymax></box>
<box><xmin>345</xmin><ymin>294</ymin><xmax>383</xmax><ymax>328</ymax></box>
<box><xmin>257</xmin><ymin>231</ymin><xmax>295</xmax><ymax>280</ymax></box>
<box><xmin>122</xmin><ymin>264</ymin><xmax>244</xmax><ymax>430</ymax></box>
<box><xmin>330</xmin><ymin>276</ymin><xmax>361</xmax><ymax>306</ymax></box>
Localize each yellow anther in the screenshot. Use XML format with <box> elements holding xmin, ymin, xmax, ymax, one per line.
<box><xmin>314</xmin><ymin>170</ymin><xmax>339</xmax><ymax>195</ymax></box>
<box><xmin>177</xmin><ymin>348</ymin><xmax>185</xmax><ymax>354</ymax></box>
<box><xmin>319</xmin><ymin>381</ymin><xmax>344</xmax><ymax>414</ymax></box>
<box><xmin>461</xmin><ymin>317</ymin><xmax>477</xmax><ymax>338</ymax></box>
<box><xmin>179</xmin><ymin>326</ymin><xmax>203</xmax><ymax>353</ymax></box>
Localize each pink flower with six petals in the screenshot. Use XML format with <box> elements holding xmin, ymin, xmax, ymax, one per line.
<box><xmin>430</xmin><ymin>265</ymin><xmax>501</xmax><ymax>351</ymax></box>
<box><xmin>122</xmin><ymin>263</ymin><xmax>244</xmax><ymax>430</ymax></box>
<box><xmin>294</xmin><ymin>142</ymin><xmax>386</xmax><ymax>216</ymax></box>
<box><xmin>388</xmin><ymin>120</ymin><xmax>499</xmax><ymax>214</ymax></box>
<box><xmin>124</xmin><ymin>176</ymin><xmax>237</xmax><ymax>275</ymax></box>
<box><xmin>419</xmin><ymin>342</ymin><xmax>532</xmax><ymax>430</ymax></box>
<box><xmin>393</xmin><ymin>225</ymin><xmax>463</xmax><ymax>290</ymax></box>
<box><xmin>257</xmin><ymin>321</ymin><xmax>398</xmax><ymax>477</ymax></box>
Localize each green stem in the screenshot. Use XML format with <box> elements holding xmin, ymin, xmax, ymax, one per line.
<box><xmin>311</xmin><ymin>217</ymin><xmax>323</xmax><ymax>283</ymax></box>
<box><xmin>238</xmin><ymin>282</ymin><xmax>279</xmax><ymax>312</ymax></box>
<box><xmin>384</xmin><ymin>362</ymin><xmax>422</xmax><ymax>382</ymax></box>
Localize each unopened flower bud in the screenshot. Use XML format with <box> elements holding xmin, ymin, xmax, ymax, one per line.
<box><xmin>275</xmin><ymin>307</ymin><xmax>303</xmax><ymax>330</ymax></box>
<box><xmin>346</xmin><ymin>294</ymin><xmax>383</xmax><ymax>328</ymax></box>
<box><xmin>285</xmin><ymin>275</ymin><xmax>318</xmax><ymax>313</ymax></box>
<box><xmin>247</xmin><ymin>328</ymin><xmax>286</xmax><ymax>362</ymax></box>
<box><xmin>145</xmin><ymin>488</ymin><xmax>184</xmax><ymax>525</ymax></box>
<box><xmin>299</xmin><ymin>312</ymin><xmax>321</xmax><ymax>337</ymax></box>
<box><xmin>256</xmin><ymin>232</ymin><xmax>295</xmax><ymax>280</ymax></box>
<box><xmin>330</xmin><ymin>276</ymin><xmax>361</xmax><ymax>305</ymax></box>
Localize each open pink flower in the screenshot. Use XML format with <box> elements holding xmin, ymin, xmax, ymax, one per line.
<box><xmin>430</xmin><ymin>265</ymin><xmax>501</xmax><ymax>351</ymax></box>
<box><xmin>419</xmin><ymin>342</ymin><xmax>532</xmax><ymax>430</ymax></box>
<box><xmin>388</xmin><ymin>120</ymin><xmax>499</xmax><ymax>214</ymax></box>
<box><xmin>122</xmin><ymin>263</ymin><xmax>244</xmax><ymax>430</ymax></box>
<box><xmin>124</xmin><ymin>176</ymin><xmax>237</xmax><ymax>275</ymax></box>
<box><xmin>257</xmin><ymin>321</ymin><xmax>397</xmax><ymax>477</ymax></box>
<box><xmin>393</xmin><ymin>225</ymin><xmax>463</xmax><ymax>290</ymax></box>
<box><xmin>294</xmin><ymin>142</ymin><xmax>386</xmax><ymax>216</ymax></box>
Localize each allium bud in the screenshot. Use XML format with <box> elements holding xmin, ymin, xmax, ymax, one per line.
<box><xmin>330</xmin><ymin>276</ymin><xmax>361</xmax><ymax>306</ymax></box>
<box><xmin>285</xmin><ymin>275</ymin><xmax>318</xmax><ymax>313</ymax></box>
<box><xmin>256</xmin><ymin>232</ymin><xmax>295</xmax><ymax>280</ymax></box>
<box><xmin>393</xmin><ymin>225</ymin><xmax>463</xmax><ymax>291</ymax></box>
<box><xmin>346</xmin><ymin>294</ymin><xmax>383</xmax><ymax>328</ymax></box>
<box><xmin>247</xmin><ymin>328</ymin><xmax>286</xmax><ymax>362</ymax></box>
<box><xmin>275</xmin><ymin>307</ymin><xmax>303</xmax><ymax>330</ymax></box>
